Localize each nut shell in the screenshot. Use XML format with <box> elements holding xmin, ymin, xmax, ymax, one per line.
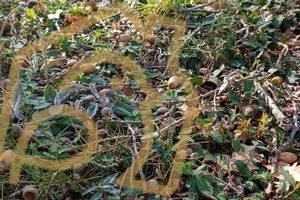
<box><xmin>0</xmin><ymin>21</ymin><xmax>12</xmax><ymax>34</ymax></box>
<box><xmin>168</xmin><ymin>76</ymin><xmax>182</xmax><ymax>89</ymax></box>
<box><xmin>79</xmin><ymin>63</ymin><xmax>96</xmax><ymax>74</ymax></box>
<box><xmin>23</xmin><ymin>186</ymin><xmax>39</xmax><ymax>200</ymax></box>
<box><xmin>271</xmin><ymin>76</ymin><xmax>284</xmax><ymax>85</ymax></box>
<box><xmin>278</xmin><ymin>152</ymin><xmax>298</xmax><ymax>164</ymax></box>
<box><xmin>116</xmin><ymin>35</ymin><xmax>132</xmax><ymax>43</ymax></box>
<box><xmin>145</xmin><ymin>34</ymin><xmax>157</xmax><ymax>44</ymax></box>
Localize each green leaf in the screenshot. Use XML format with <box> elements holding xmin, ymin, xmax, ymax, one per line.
<box><xmin>228</xmin><ymin>92</ymin><xmax>241</xmax><ymax>106</ymax></box>
<box><xmin>232</xmin><ymin>140</ymin><xmax>241</xmax><ymax>152</ymax></box>
<box><xmin>195</xmin><ymin>176</ymin><xmax>214</xmax><ymax>196</ymax></box>
<box><xmin>243</xmin><ymin>79</ymin><xmax>254</xmax><ymax>92</ymax></box>
<box><xmin>44</xmin><ymin>84</ymin><xmax>57</xmax><ymax>102</ymax></box>
<box><xmin>196</xmin><ymin>149</ymin><xmax>216</xmax><ymax>162</ymax></box>
<box><xmin>210</xmin><ymin>131</ymin><xmax>224</xmax><ymax>143</ymax></box>
<box><xmin>236</xmin><ymin>160</ymin><xmax>251</xmax><ymax>177</ymax></box>
<box><xmin>272</xmin><ymin>15</ymin><xmax>284</xmax><ymax>28</ymax></box>
<box><xmin>190</xmin><ymin>76</ymin><xmax>204</xmax><ymax>85</ymax></box>
<box><xmin>112</xmin><ymin>102</ymin><xmax>135</xmax><ymax>118</ymax></box>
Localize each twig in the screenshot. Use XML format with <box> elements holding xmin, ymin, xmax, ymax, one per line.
<box><xmin>275</xmin><ymin>42</ymin><xmax>289</xmax><ymax>69</ymax></box>
<box><xmin>265</xmin><ymin>134</ymin><xmax>278</xmax><ymax>196</ymax></box>
<box><xmin>178</xmin><ymin>0</ymin><xmax>221</xmax><ymax>13</ymax></box>
<box><xmin>159</xmin><ymin>118</ymin><xmax>184</xmax><ymax>135</ymax></box>
<box><xmin>288</xmin><ymin>101</ymin><xmax>299</xmax><ymax>143</ymax></box>
<box><xmin>255</xmin><ymin>81</ymin><xmax>293</xmax><ymax>131</ymax></box>
<box><xmin>128</xmin><ymin>124</ymin><xmax>145</xmax><ymax>179</ymax></box>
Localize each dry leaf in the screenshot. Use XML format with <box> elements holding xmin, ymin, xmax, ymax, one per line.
<box><xmin>283</xmin><ymin>163</ymin><xmax>300</xmax><ymax>182</ymax></box>
<box><xmin>229</xmin><ymin>151</ymin><xmax>259</xmax><ymax>172</ymax></box>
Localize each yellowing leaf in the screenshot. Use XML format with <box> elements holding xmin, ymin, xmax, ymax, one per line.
<box><xmin>27</xmin><ymin>8</ymin><xmax>37</xmax><ymax>20</ymax></box>
<box><xmin>260</xmin><ymin>113</ymin><xmax>270</xmax><ymax>126</ymax></box>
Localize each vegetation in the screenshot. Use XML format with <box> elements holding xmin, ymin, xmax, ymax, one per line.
<box><xmin>0</xmin><ymin>0</ymin><xmax>299</xmax><ymax>199</ymax></box>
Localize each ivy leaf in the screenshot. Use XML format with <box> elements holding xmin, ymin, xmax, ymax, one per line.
<box><xmin>210</xmin><ymin>131</ymin><xmax>224</xmax><ymax>144</ymax></box>
<box><xmin>190</xmin><ymin>76</ymin><xmax>204</xmax><ymax>85</ymax></box>
<box><xmin>228</xmin><ymin>91</ymin><xmax>241</xmax><ymax>106</ymax></box>
<box><xmin>44</xmin><ymin>84</ymin><xmax>57</xmax><ymax>102</ymax></box>
<box><xmin>236</xmin><ymin>160</ymin><xmax>251</xmax><ymax>177</ymax></box>
<box><xmin>243</xmin><ymin>79</ymin><xmax>254</xmax><ymax>92</ymax></box>
<box><xmin>272</xmin><ymin>14</ymin><xmax>284</xmax><ymax>28</ymax></box>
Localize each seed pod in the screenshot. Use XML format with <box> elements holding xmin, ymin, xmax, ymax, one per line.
<box><xmin>0</xmin><ymin>150</ymin><xmax>15</xmax><ymax>171</ymax></box>
<box><xmin>73</xmin><ymin>173</ymin><xmax>81</xmax><ymax>180</ymax></box>
<box><xmin>122</xmin><ymin>86</ymin><xmax>134</xmax><ymax>96</ymax></box>
<box><xmin>116</xmin><ymin>35</ymin><xmax>132</xmax><ymax>43</ymax></box>
<box><xmin>278</xmin><ymin>152</ymin><xmax>298</xmax><ymax>164</ymax></box>
<box><xmin>79</xmin><ymin>63</ymin><xmax>96</xmax><ymax>74</ymax></box>
<box><xmin>11</xmin><ymin>123</ymin><xmax>22</xmax><ymax>138</ymax></box>
<box><xmin>187</xmin><ymin>148</ymin><xmax>193</xmax><ymax>156</ymax></box>
<box><xmin>157</xmin><ymin>107</ymin><xmax>169</xmax><ymax>115</ymax></box>
<box><xmin>168</xmin><ymin>76</ymin><xmax>182</xmax><ymax>89</ymax></box>
<box><xmin>99</xmin><ymin>88</ymin><xmax>116</xmax><ymax>97</ymax></box>
<box><xmin>22</xmin><ymin>186</ymin><xmax>39</xmax><ymax>200</ymax></box>
<box><xmin>101</xmin><ymin>107</ymin><xmax>112</xmax><ymax>118</ymax></box>
<box><xmin>147</xmin><ymin>179</ymin><xmax>158</xmax><ymax>185</ymax></box>
<box><xmin>145</xmin><ymin>34</ymin><xmax>157</xmax><ymax>44</ymax></box>
<box><xmin>244</xmin><ymin>105</ymin><xmax>258</xmax><ymax>118</ymax></box>
<box><xmin>271</xmin><ymin>76</ymin><xmax>284</xmax><ymax>85</ymax></box>
<box><xmin>15</xmin><ymin>59</ymin><xmax>29</xmax><ymax>68</ymax></box>
<box><xmin>0</xmin><ymin>21</ymin><xmax>12</xmax><ymax>34</ymax></box>
<box><xmin>199</xmin><ymin>68</ymin><xmax>211</xmax><ymax>75</ymax></box>
<box><xmin>14</xmin><ymin>55</ymin><xmax>26</xmax><ymax>61</ymax></box>
<box><xmin>67</xmin><ymin>59</ymin><xmax>78</xmax><ymax>67</ymax></box>
<box><xmin>27</xmin><ymin>0</ymin><xmax>38</xmax><ymax>8</ymax></box>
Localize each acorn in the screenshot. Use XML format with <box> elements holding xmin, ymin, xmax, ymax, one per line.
<box><xmin>271</xmin><ymin>76</ymin><xmax>284</xmax><ymax>85</ymax></box>
<box><xmin>98</xmin><ymin>88</ymin><xmax>116</xmax><ymax>97</ymax></box>
<box><xmin>22</xmin><ymin>186</ymin><xmax>39</xmax><ymax>200</ymax></box>
<box><xmin>0</xmin><ymin>21</ymin><xmax>12</xmax><ymax>34</ymax></box>
<box><xmin>116</xmin><ymin>35</ymin><xmax>132</xmax><ymax>43</ymax></box>
<box><xmin>79</xmin><ymin>63</ymin><xmax>96</xmax><ymax>74</ymax></box>
<box><xmin>145</xmin><ymin>34</ymin><xmax>157</xmax><ymax>45</ymax></box>
<box><xmin>168</xmin><ymin>76</ymin><xmax>182</xmax><ymax>89</ymax></box>
<box><xmin>278</xmin><ymin>152</ymin><xmax>298</xmax><ymax>164</ymax></box>
<box><xmin>122</xmin><ymin>86</ymin><xmax>134</xmax><ymax>96</ymax></box>
<box><xmin>66</xmin><ymin>59</ymin><xmax>78</xmax><ymax>67</ymax></box>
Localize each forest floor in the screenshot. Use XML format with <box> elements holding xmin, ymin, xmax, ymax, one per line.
<box><xmin>0</xmin><ymin>0</ymin><xmax>300</xmax><ymax>199</ymax></box>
